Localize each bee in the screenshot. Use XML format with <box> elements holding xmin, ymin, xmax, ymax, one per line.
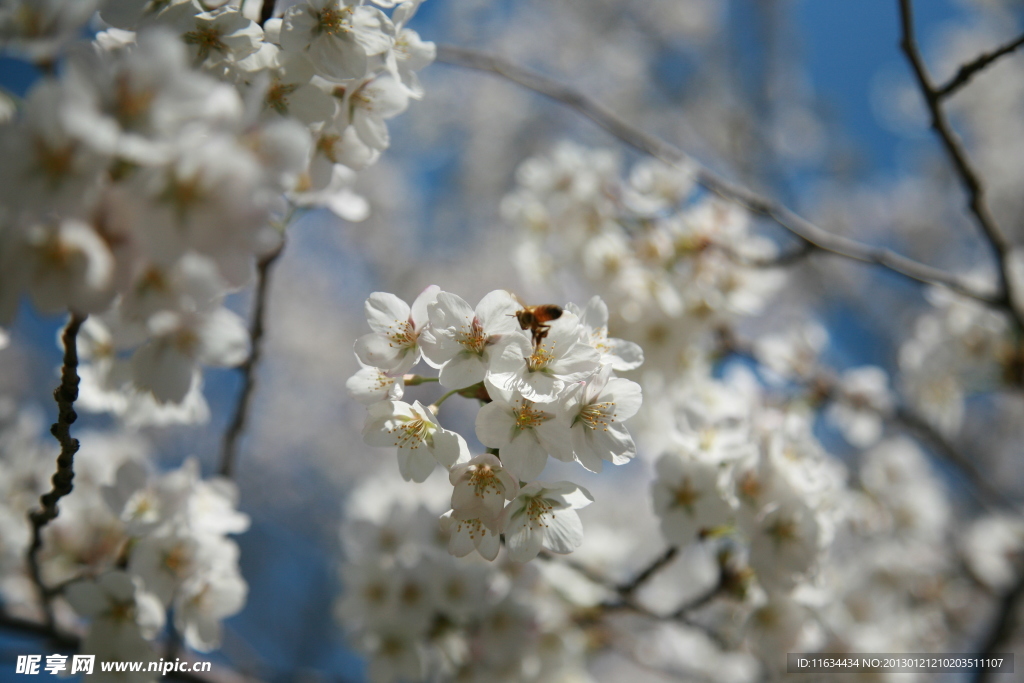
<box><xmin>515</xmin><ymin>302</ymin><xmax>564</xmax><ymax>346</ymax></box>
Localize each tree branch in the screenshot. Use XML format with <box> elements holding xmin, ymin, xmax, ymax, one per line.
<box><xmin>936</xmin><ymin>31</ymin><xmax>1024</xmax><ymax>100</ymax></box>
<box><xmin>538</xmin><ymin>545</ymin><xmax>727</xmax><ymax>635</ymax></box>
<box><xmin>617</xmin><ymin>546</ymin><xmax>678</xmax><ymax>597</ymax></box>
<box><xmin>434</xmin><ymin>44</ymin><xmax>1002</xmax><ymax>309</ymax></box>
<box><xmin>898</xmin><ymin>0</ymin><xmax>1022</xmax><ymax>331</ymax></box>
<box><xmin>27</xmin><ymin>312</ymin><xmax>86</xmax><ymax>629</ymax></box>
<box><xmin>220</xmin><ymin>244</ymin><xmax>284</xmax><ymax>479</ymax></box>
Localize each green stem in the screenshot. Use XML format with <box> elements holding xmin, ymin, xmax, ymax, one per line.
<box><xmin>404</xmin><ymin>375</ymin><xmax>440</xmax><ymax>386</ymax></box>
<box><xmin>431</xmin><ymin>387</ymin><xmax>461</xmax><ymax>410</ymax></box>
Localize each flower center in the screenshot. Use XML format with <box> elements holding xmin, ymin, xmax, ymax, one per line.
<box><xmin>173</xmin><ymin>328</ymin><xmax>200</xmax><ymax>355</ymax></box>
<box><xmin>673</xmin><ymin>477</ymin><xmax>701</xmax><ymax>510</ymax></box>
<box><xmin>363</xmin><ymin>580</ymin><xmax>387</xmax><ymax>604</ymax></box>
<box><xmin>316</xmin><ymin>133</ymin><xmax>340</xmax><ymax>163</ymax></box>
<box><xmin>266</xmin><ymin>82</ymin><xmax>299</xmax><ymax>115</ymax></box>
<box><xmin>452</xmin><ymin>517</ymin><xmax>488</xmax><ymax>541</ymax></box>
<box><xmin>468</xmin><ymin>465</ymin><xmax>502</xmax><ymax>497</ymax></box>
<box><xmin>163</xmin><ymin>543</ymin><xmax>191</xmax><ymax>574</ymax></box>
<box><xmin>315</xmin><ymin>6</ymin><xmax>353</xmax><ymax>36</ymax></box>
<box><xmin>160</xmin><ymin>171</ymin><xmax>205</xmax><ymax>221</ymax></box>
<box><xmin>513</xmin><ymin>402</ymin><xmax>550</xmax><ymax>431</ymax></box>
<box><xmin>737</xmin><ymin>471</ymin><xmax>761</xmax><ymax>503</ymax></box>
<box><xmin>387</xmin><ymin>320</ymin><xmax>417</xmax><ymax>348</ymax></box>
<box><xmin>527</xmin><ymin>345</ymin><xmax>554</xmax><ymax>372</ymax></box>
<box><xmin>457</xmin><ymin>319</ymin><xmax>488</xmax><ymax>354</ymax></box>
<box><xmin>107</xmin><ymin>600</ymin><xmax>135</xmax><ymax>622</ymax></box>
<box><xmin>575</xmin><ymin>401</ymin><xmax>615</xmax><ymax>430</ymax></box>
<box><xmin>388</xmin><ymin>417</ymin><xmax>431</xmax><ymax>449</ymax></box>
<box><xmin>766</xmin><ymin>515</ymin><xmax>798</xmax><ymax>547</ymax></box>
<box><xmin>33</xmin><ymin>138</ymin><xmax>75</xmax><ymax>185</ymax></box>
<box><xmin>368</xmin><ymin>370</ymin><xmax>394</xmax><ymax>392</ymax></box>
<box><xmin>183</xmin><ymin>26</ymin><xmax>226</xmax><ymax>60</ymax></box>
<box><xmin>136</xmin><ymin>267</ymin><xmax>168</xmax><ymax>295</ymax></box>
<box><xmin>525</xmin><ymin>496</ymin><xmax>555</xmax><ymax>530</ymax></box>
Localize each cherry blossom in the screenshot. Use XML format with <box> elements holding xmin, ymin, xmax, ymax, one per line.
<box><xmin>354</xmin><ymin>286</ymin><xmax>439</xmax><ymax>373</ymax></box>
<box><xmin>501</xmin><ymin>481</ymin><xmax>594</xmax><ymax>562</ymax></box>
<box><xmin>362</xmin><ymin>400</ymin><xmax>470</xmax><ymax>481</ymax></box>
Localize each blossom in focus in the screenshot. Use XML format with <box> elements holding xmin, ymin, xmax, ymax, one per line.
<box><xmin>474</xmin><ymin>390</ymin><xmax>571</xmax><ymax>481</ymax></box>
<box><xmin>354</xmin><ymin>286</ymin><xmax>439</xmax><ymax>373</ymax></box>
<box><xmin>501</xmin><ymin>481</ymin><xmax>593</xmax><ymax>562</ymax></box>
<box><xmin>484</xmin><ymin>311</ymin><xmax>599</xmax><ymax>403</ymax></box>
<box><xmin>448</xmin><ymin>453</ymin><xmax>519</xmax><ymax>528</ymax></box>
<box><xmin>362</xmin><ymin>400</ymin><xmax>470</xmax><ymax>482</ymax></box>
<box><xmin>419</xmin><ymin>289</ymin><xmax>522</xmax><ymax>389</ymax></box>
<box><xmin>280</xmin><ymin>0</ymin><xmax>395</xmax><ymax>82</ymax></box>
<box><xmin>562</xmin><ymin>365</ymin><xmax>641</xmax><ymax>472</ymax></box>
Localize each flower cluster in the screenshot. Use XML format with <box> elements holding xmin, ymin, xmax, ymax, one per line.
<box><xmin>0</xmin><ymin>0</ymin><xmax>433</xmax><ymax>426</ymax></box>
<box><xmin>336</xmin><ymin>480</ymin><xmax>590</xmax><ymax>683</ymax></box>
<box><xmin>496</xmin><ymin>140</ymin><xmax>1005</xmax><ymax>677</ymax></box>
<box><xmin>348</xmin><ymin>287</ymin><xmax>644</xmax><ymax>562</ymax></box>
<box><xmin>647</xmin><ymin>371</ymin><xmax>845</xmax><ymax>658</ymax></box>
<box><xmin>632</xmin><ymin>368</ymin><xmax>985</xmax><ymax>676</ymax></box>
<box><xmin>502</xmin><ymin>142</ymin><xmax>785</xmax><ymax>372</ymax></box>
<box><xmin>899</xmin><ymin>285</ymin><xmax>1013</xmax><ymax>434</ymax></box>
<box><xmin>0</xmin><ymin>402</ymin><xmax>248</xmax><ymax>669</ymax></box>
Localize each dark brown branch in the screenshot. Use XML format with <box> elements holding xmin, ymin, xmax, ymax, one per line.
<box><xmin>538</xmin><ymin>546</ymin><xmax>725</xmax><ymax>630</ymax></box>
<box><xmin>258</xmin><ymin>0</ymin><xmax>275</xmax><ymax>26</ymax></box>
<box><xmin>972</xmin><ymin>567</ymin><xmax>1024</xmax><ymax>683</ymax></box>
<box><xmin>434</xmin><ymin>44</ymin><xmax>1001</xmax><ymax>309</ymax></box>
<box><xmin>538</xmin><ymin>548</ymin><xmax>619</xmax><ymax>589</ymax></box>
<box><xmin>669</xmin><ymin>579</ymin><xmax>723</xmax><ymax>620</ymax></box>
<box><xmin>617</xmin><ymin>546</ymin><xmax>678</xmax><ymax>597</ymax></box>
<box><xmin>898</xmin><ymin>0</ymin><xmax>1023</xmax><ymax>331</ymax></box>
<box><xmin>936</xmin><ymin>31</ymin><xmax>1024</xmax><ymax>99</ymax></box>
<box><xmin>27</xmin><ymin>312</ymin><xmax>86</xmax><ymax>628</ymax></box>
<box><xmin>538</xmin><ymin>546</ymin><xmax>679</xmax><ymax>604</ymax></box>
<box><xmin>220</xmin><ymin>243</ymin><xmax>284</xmax><ymax>478</ymax></box>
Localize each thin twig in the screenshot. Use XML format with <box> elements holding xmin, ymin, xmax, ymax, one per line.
<box><xmin>936</xmin><ymin>31</ymin><xmax>1024</xmax><ymax>99</ymax></box>
<box><xmin>434</xmin><ymin>44</ymin><xmax>1002</xmax><ymax>308</ymax></box>
<box><xmin>617</xmin><ymin>546</ymin><xmax>678</xmax><ymax>597</ymax></box>
<box><xmin>972</xmin><ymin>567</ymin><xmax>1024</xmax><ymax>683</ymax></box>
<box><xmin>669</xmin><ymin>575</ymin><xmax>724</xmax><ymax>620</ymax></box>
<box><xmin>538</xmin><ymin>549</ymin><xmax>618</xmax><ymax>589</ymax></box>
<box><xmin>898</xmin><ymin>0</ymin><xmax>1023</xmax><ymax>331</ymax></box>
<box><xmin>27</xmin><ymin>312</ymin><xmax>86</xmax><ymax>629</ymax></box>
<box><xmin>220</xmin><ymin>243</ymin><xmax>285</xmax><ymax>479</ymax></box>
<box><xmin>538</xmin><ymin>546</ymin><xmax>679</xmax><ymax>603</ymax></box>
<box><xmin>538</xmin><ymin>546</ymin><xmax>724</xmax><ymax>628</ymax></box>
